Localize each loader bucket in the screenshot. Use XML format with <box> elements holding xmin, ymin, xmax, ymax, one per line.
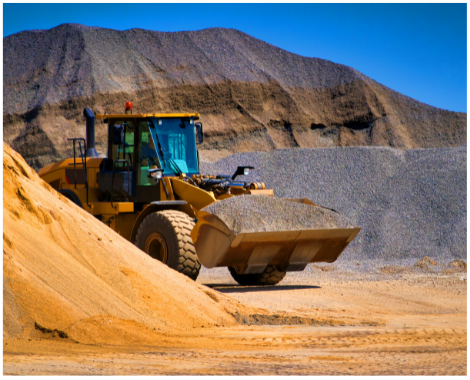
<box><xmin>191</xmin><ymin>198</ymin><xmax>361</xmax><ymax>275</ymax></box>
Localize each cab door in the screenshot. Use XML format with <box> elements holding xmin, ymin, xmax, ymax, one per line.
<box><xmin>108</xmin><ymin>118</ymin><xmax>136</xmax><ymax>197</ymax></box>
<box><xmin>135</xmin><ymin>119</ymin><xmax>161</xmax><ymax>203</ymax></box>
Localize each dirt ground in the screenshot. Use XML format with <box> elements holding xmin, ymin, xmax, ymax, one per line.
<box><xmin>4</xmin><ymin>271</ymin><xmax>466</xmax><ymax>375</ymax></box>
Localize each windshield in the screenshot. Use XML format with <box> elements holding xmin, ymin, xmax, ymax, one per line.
<box><xmin>148</xmin><ymin>117</ymin><xmax>199</xmax><ymax>176</ymax></box>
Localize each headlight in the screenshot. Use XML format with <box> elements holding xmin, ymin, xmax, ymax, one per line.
<box><xmin>244</xmin><ymin>168</ymin><xmax>250</xmax><ymax>175</ymax></box>
<box><xmin>150</xmin><ymin>171</ymin><xmax>163</xmax><ymax>179</ymax></box>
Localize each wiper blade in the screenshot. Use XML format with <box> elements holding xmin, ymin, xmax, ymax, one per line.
<box><xmin>149</xmin><ymin>120</ymin><xmax>183</xmax><ymax>176</ymax></box>
<box><xmin>168</xmin><ymin>158</ymin><xmax>183</xmax><ymax>176</ymax></box>
<box><xmin>150</xmin><ymin>121</ymin><xmax>167</xmax><ymax>167</ymax></box>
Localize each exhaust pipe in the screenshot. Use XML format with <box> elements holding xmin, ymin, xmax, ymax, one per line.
<box><xmin>83</xmin><ymin>107</ymin><xmax>98</xmax><ymax>158</ymax></box>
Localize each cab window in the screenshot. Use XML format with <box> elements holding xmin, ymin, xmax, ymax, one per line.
<box><xmin>111</xmin><ymin>120</ymin><xmax>135</xmax><ymax>168</ymax></box>
<box><xmin>137</xmin><ymin>120</ymin><xmax>161</xmax><ymax>186</ymax></box>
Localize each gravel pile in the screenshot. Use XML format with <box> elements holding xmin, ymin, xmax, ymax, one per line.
<box><xmin>4</xmin><ymin>24</ymin><xmax>363</xmax><ymax>115</ymax></box>
<box><xmin>202</xmin><ymin>196</ymin><xmax>353</xmax><ymax>234</ymax></box>
<box><xmin>201</xmin><ymin>146</ymin><xmax>466</xmax><ymax>271</ymax></box>
<box><xmin>5</xmin><ymin>24</ymin><xmax>465</xmax><ymax>173</ymax></box>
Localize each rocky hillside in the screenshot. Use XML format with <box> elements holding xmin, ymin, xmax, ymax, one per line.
<box><xmin>4</xmin><ymin>24</ymin><xmax>466</xmax><ymax>170</ymax></box>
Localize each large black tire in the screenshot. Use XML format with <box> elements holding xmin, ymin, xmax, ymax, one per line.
<box><xmin>228</xmin><ymin>265</ymin><xmax>286</xmax><ymax>286</ymax></box>
<box><xmin>134</xmin><ymin>210</ymin><xmax>201</xmax><ymax>280</ymax></box>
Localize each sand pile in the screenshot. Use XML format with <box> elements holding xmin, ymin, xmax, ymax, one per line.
<box><xmin>203</xmin><ymin>196</ymin><xmax>352</xmax><ymax>233</ymax></box>
<box><xmin>3</xmin><ymin>142</ymin><xmax>240</xmax><ymax>344</ymax></box>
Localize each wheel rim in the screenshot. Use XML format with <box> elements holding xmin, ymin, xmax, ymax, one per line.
<box><xmin>145</xmin><ymin>233</ymin><xmax>168</xmax><ymax>263</ymax></box>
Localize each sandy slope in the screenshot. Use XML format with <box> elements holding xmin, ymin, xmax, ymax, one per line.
<box><xmin>3</xmin><ymin>142</ymin><xmax>241</xmax><ymax>344</ymax></box>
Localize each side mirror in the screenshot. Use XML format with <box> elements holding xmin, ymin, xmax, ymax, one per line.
<box><xmin>195</xmin><ymin>122</ymin><xmax>203</xmax><ymax>144</ymax></box>
<box><xmin>231</xmin><ymin>166</ymin><xmax>254</xmax><ymax>180</ymax></box>
<box><xmin>148</xmin><ymin>168</ymin><xmax>164</xmax><ymax>180</ymax></box>
<box><xmin>112</xmin><ymin>124</ymin><xmax>124</xmax><ymax>145</ymax></box>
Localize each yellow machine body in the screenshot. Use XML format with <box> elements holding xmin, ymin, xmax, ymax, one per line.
<box><xmin>39</xmin><ymin>108</ymin><xmax>360</xmax><ymax>281</ymax></box>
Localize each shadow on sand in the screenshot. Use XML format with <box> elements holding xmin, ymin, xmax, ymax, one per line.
<box><xmin>204</xmin><ymin>284</ymin><xmax>320</xmax><ymax>293</ymax></box>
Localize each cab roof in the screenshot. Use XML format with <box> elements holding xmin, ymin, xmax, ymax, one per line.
<box><xmin>95</xmin><ymin>113</ymin><xmax>200</xmax><ymax>120</ymax></box>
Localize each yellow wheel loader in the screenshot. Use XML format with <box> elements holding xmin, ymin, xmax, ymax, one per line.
<box><xmin>39</xmin><ymin>106</ymin><xmax>360</xmax><ymax>285</ymax></box>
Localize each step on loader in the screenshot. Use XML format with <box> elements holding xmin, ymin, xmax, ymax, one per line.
<box><xmin>39</xmin><ymin>105</ymin><xmax>360</xmax><ymax>285</ymax></box>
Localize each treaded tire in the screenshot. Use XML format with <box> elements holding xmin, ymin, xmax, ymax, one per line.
<box><xmin>228</xmin><ymin>265</ymin><xmax>286</xmax><ymax>286</ymax></box>
<box><xmin>135</xmin><ymin>210</ymin><xmax>201</xmax><ymax>281</ymax></box>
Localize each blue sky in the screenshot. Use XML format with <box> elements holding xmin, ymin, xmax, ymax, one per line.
<box><xmin>3</xmin><ymin>3</ymin><xmax>467</xmax><ymax>113</ymax></box>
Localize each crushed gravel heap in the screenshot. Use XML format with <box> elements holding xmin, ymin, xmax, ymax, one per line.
<box><xmin>4</xmin><ymin>24</ymin><xmax>465</xmax><ymax>171</ymax></box>
<box><xmin>202</xmin><ymin>196</ymin><xmax>353</xmax><ymax>234</ymax></box>
<box><xmin>201</xmin><ymin>146</ymin><xmax>466</xmax><ymax>268</ymax></box>
<box><xmin>4</xmin><ymin>24</ymin><xmax>363</xmax><ymax>115</ymax></box>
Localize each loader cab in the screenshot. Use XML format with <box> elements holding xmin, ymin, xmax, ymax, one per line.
<box><xmin>96</xmin><ymin>112</ymin><xmax>202</xmax><ymax>204</ymax></box>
